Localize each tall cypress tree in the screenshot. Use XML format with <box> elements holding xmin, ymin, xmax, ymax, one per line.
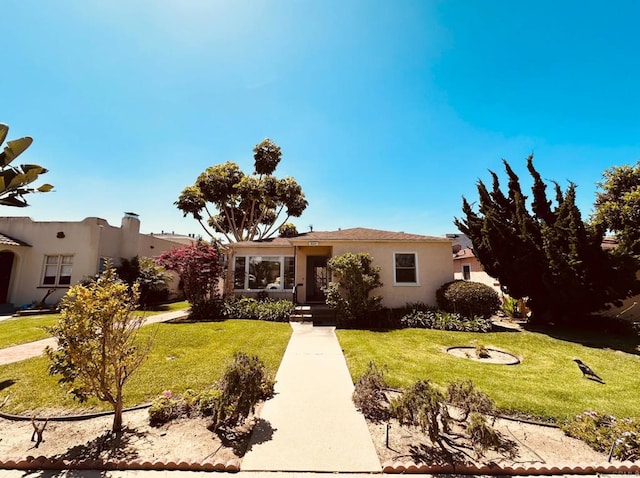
<box><xmin>454</xmin><ymin>155</ymin><xmax>638</xmax><ymax>326</ymax></box>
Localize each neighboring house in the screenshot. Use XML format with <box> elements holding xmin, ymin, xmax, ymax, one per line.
<box><xmin>0</xmin><ymin>213</ymin><xmax>190</xmax><ymax>310</ymax></box>
<box><xmin>446</xmin><ymin>233</ymin><xmax>502</xmax><ymax>294</ymax></box>
<box><xmin>452</xmin><ymin>247</ymin><xmax>502</xmax><ymax>294</ymax></box>
<box><xmin>227</xmin><ymin>228</ymin><xmax>453</xmax><ymax>309</ymax></box>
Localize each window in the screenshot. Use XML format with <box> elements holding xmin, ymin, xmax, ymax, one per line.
<box><xmin>394</xmin><ymin>253</ymin><xmax>417</xmax><ymax>284</ymax></box>
<box><xmin>42</xmin><ymin>255</ymin><xmax>73</xmax><ymax>286</ymax></box>
<box><xmin>462</xmin><ymin>264</ymin><xmax>471</xmax><ymax>281</ymax></box>
<box><xmin>234</xmin><ymin>256</ymin><xmax>295</xmax><ymax>290</ymax></box>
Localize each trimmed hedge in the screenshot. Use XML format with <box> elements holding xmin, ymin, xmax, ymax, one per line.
<box><xmin>436</xmin><ymin>280</ymin><xmax>500</xmax><ymax>319</ymax></box>
<box><xmin>222</xmin><ymin>297</ymin><xmax>293</xmax><ymax>322</ymax></box>
<box><xmin>400</xmin><ymin>309</ymin><xmax>492</xmax><ymax>332</ymax></box>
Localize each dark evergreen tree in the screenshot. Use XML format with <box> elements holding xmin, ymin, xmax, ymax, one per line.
<box><xmin>454</xmin><ymin>155</ymin><xmax>638</xmax><ymax>326</ymax></box>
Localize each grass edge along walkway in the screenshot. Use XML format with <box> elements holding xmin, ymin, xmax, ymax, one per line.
<box><xmin>337</xmin><ymin>326</ymin><xmax>640</xmax><ymax>423</ymax></box>
<box><xmin>0</xmin><ymin>318</ymin><xmax>292</xmax><ymax>414</ymax></box>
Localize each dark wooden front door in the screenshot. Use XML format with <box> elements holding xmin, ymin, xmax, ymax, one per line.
<box><xmin>0</xmin><ymin>251</ymin><xmax>15</xmax><ymax>303</ymax></box>
<box><xmin>306</xmin><ymin>256</ymin><xmax>329</xmax><ymax>302</ymax></box>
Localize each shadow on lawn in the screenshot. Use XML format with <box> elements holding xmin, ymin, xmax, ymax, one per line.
<box><xmin>524</xmin><ymin>316</ymin><xmax>640</xmax><ymax>356</ymax></box>
<box><xmin>0</xmin><ymin>379</ymin><xmax>16</xmax><ymax>392</ymax></box>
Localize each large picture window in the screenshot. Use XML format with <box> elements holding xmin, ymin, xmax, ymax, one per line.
<box><xmin>234</xmin><ymin>256</ymin><xmax>295</xmax><ymax>290</ymax></box>
<box><xmin>394</xmin><ymin>252</ymin><xmax>417</xmax><ymax>285</ymax></box>
<box><xmin>42</xmin><ymin>255</ymin><xmax>73</xmax><ymax>286</ymax></box>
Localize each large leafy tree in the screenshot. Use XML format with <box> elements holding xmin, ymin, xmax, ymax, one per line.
<box><xmin>0</xmin><ymin>123</ymin><xmax>53</xmax><ymax>207</ymax></box>
<box><xmin>176</xmin><ymin>139</ymin><xmax>307</xmax><ymax>242</ymax></box>
<box><xmin>454</xmin><ymin>155</ymin><xmax>638</xmax><ymax>326</ymax></box>
<box><xmin>46</xmin><ymin>265</ymin><xmax>150</xmax><ymax>432</ymax></box>
<box><xmin>592</xmin><ymin>160</ymin><xmax>640</xmax><ymax>256</ymax></box>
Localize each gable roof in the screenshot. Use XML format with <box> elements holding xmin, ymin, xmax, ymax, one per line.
<box><xmin>231</xmin><ymin>228</ymin><xmax>451</xmax><ymax>248</ymax></box>
<box><xmin>0</xmin><ymin>232</ymin><xmax>31</xmax><ymax>247</ymax></box>
<box><xmin>453</xmin><ymin>247</ymin><xmax>476</xmax><ymax>260</ymax></box>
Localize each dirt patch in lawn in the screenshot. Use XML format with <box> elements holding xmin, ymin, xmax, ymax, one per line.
<box><xmin>367</xmin><ymin>416</ymin><xmax>611</xmax><ymax>468</ymax></box>
<box><xmin>0</xmin><ymin>407</ymin><xmax>251</xmax><ymax>466</ymax></box>
<box><xmin>0</xmin><ymin>406</ymin><xmax>615</xmax><ymax>471</ymax></box>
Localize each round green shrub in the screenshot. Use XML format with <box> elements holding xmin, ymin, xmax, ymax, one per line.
<box><xmin>436</xmin><ymin>280</ymin><xmax>500</xmax><ymax>319</ymax></box>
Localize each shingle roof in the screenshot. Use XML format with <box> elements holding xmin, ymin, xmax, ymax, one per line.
<box><xmin>232</xmin><ymin>228</ymin><xmax>451</xmax><ymax>247</ymax></box>
<box><xmin>0</xmin><ymin>232</ymin><xmax>31</xmax><ymax>247</ymax></box>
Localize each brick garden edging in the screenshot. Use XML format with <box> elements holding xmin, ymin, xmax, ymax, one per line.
<box><xmin>0</xmin><ymin>456</ymin><xmax>240</xmax><ymax>473</ymax></box>
<box><xmin>381</xmin><ymin>460</ymin><xmax>640</xmax><ymax>475</ymax></box>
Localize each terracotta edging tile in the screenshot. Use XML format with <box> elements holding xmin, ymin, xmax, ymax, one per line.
<box><xmin>381</xmin><ymin>459</ymin><xmax>640</xmax><ymax>474</ymax></box>
<box><xmin>0</xmin><ymin>456</ymin><xmax>240</xmax><ymax>472</ymax></box>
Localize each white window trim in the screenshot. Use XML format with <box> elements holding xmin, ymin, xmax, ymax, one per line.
<box><xmin>393</xmin><ymin>251</ymin><xmax>419</xmax><ymax>286</ymax></box>
<box><xmin>461</xmin><ymin>263</ymin><xmax>472</xmax><ymax>281</ymax></box>
<box><xmin>233</xmin><ymin>255</ymin><xmax>295</xmax><ymax>291</ymax></box>
<box><xmin>41</xmin><ymin>254</ymin><xmax>74</xmax><ymax>287</ymax></box>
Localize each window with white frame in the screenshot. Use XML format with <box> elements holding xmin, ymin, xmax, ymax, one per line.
<box><xmin>42</xmin><ymin>255</ymin><xmax>73</xmax><ymax>286</ymax></box>
<box><xmin>234</xmin><ymin>256</ymin><xmax>295</xmax><ymax>290</ymax></box>
<box><xmin>394</xmin><ymin>252</ymin><xmax>417</xmax><ymax>284</ymax></box>
<box><xmin>462</xmin><ymin>264</ymin><xmax>471</xmax><ymax>281</ymax></box>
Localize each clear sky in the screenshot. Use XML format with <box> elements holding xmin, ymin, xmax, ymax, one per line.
<box><xmin>3</xmin><ymin>0</ymin><xmax>639</xmax><ymax>239</ymax></box>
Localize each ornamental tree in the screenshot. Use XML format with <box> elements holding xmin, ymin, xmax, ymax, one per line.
<box><xmin>156</xmin><ymin>241</ymin><xmax>223</xmax><ymax>320</ymax></box>
<box><xmin>325</xmin><ymin>252</ymin><xmax>383</xmax><ymax>323</ymax></box>
<box><xmin>176</xmin><ymin>139</ymin><xmax>307</xmax><ymax>242</ymax></box>
<box><xmin>46</xmin><ymin>265</ymin><xmax>150</xmax><ymax>432</ymax></box>
<box><xmin>0</xmin><ymin>123</ymin><xmax>53</xmax><ymax>207</ymax></box>
<box><xmin>592</xmin><ymin>160</ymin><xmax>640</xmax><ymax>256</ymax></box>
<box><xmin>454</xmin><ymin>155</ymin><xmax>638</xmax><ymax>326</ymax></box>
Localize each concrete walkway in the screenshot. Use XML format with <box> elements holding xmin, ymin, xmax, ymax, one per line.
<box><xmin>0</xmin><ymin>309</ymin><xmax>188</xmax><ymax>365</ymax></box>
<box><xmin>242</xmin><ymin>322</ymin><xmax>380</xmax><ymax>472</ymax></box>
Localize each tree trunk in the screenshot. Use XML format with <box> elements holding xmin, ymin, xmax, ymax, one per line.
<box><xmin>112</xmin><ymin>392</ymin><xmax>124</xmax><ymax>433</ymax></box>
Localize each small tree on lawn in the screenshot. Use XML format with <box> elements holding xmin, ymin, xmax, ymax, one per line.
<box><xmin>325</xmin><ymin>252</ymin><xmax>383</xmax><ymax>323</ymax></box>
<box><xmin>46</xmin><ymin>265</ymin><xmax>150</xmax><ymax>433</ymax></box>
<box><xmin>157</xmin><ymin>241</ymin><xmax>223</xmax><ymax>320</ymax></box>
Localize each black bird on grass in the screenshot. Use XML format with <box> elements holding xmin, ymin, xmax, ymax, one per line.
<box><xmin>573</xmin><ymin>359</ymin><xmax>605</xmax><ymax>383</ymax></box>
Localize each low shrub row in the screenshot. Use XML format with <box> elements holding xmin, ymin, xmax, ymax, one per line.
<box><xmin>222</xmin><ymin>297</ymin><xmax>294</xmax><ymax>322</ymax></box>
<box><xmin>400</xmin><ymin>308</ymin><xmax>493</xmax><ymax>333</ymax></box>
<box><xmin>353</xmin><ymin>362</ymin><xmax>516</xmax><ymax>459</ymax></box>
<box><xmin>149</xmin><ymin>352</ymin><xmax>275</xmax><ymax>431</ymax></box>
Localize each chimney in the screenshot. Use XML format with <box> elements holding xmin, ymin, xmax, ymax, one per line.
<box><xmin>121</xmin><ymin>212</ymin><xmax>140</xmax><ymax>259</ymax></box>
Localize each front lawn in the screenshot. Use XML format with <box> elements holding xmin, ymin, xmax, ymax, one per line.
<box><xmin>0</xmin><ymin>319</ymin><xmax>291</xmax><ymax>414</ymax></box>
<box><xmin>0</xmin><ymin>301</ymin><xmax>190</xmax><ymax>349</ymax></box>
<box><xmin>337</xmin><ymin>327</ymin><xmax>640</xmax><ymax>422</ymax></box>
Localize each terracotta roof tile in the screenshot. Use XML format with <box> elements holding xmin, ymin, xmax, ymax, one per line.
<box><xmin>0</xmin><ymin>232</ymin><xmax>30</xmax><ymax>247</ymax></box>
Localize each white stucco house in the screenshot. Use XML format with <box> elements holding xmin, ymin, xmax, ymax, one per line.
<box><xmin>0</xmin><ymin>213</ymin><xmax>191</xmax><ymax>311</ymax></box>
<box><xmin>227</xmin><ymin>227</ymin><xmax>453</xmax><ymax>309</ymax></box>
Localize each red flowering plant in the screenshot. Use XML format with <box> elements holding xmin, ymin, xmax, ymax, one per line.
<box><xmin>157</xmin><ymin>241</ymin><xmax>224</xmax><ymax>320</ymax></box>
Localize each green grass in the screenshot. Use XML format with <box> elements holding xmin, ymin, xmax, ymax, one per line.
<box><xmin>0</xmin><ymin>319</ymin><xmax>291</xmax><ymax>414</ymax></box>
<box><xmin>337</xmin><ymin>327</ymin><xmax>640</xmax><ymax>423</ymax></box>
<box><xmin>0</xmin><ymin>301</ymin><xmax>190</xmax><ymax>349</ymax></box>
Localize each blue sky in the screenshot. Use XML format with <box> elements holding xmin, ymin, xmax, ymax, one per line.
<box><xmin>3</xmin><ymin>0</ymin><xmax>639</xmax><ymax>238</ymax></box>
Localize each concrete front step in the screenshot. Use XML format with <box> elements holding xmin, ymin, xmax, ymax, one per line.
<box><xmin>291</xmin><ymin>305</ymin><xmax>339</xmax><ymax>325</ymax></box>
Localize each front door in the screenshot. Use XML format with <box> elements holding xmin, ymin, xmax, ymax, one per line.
<box><xmin>0</xmin><ymin>251</ymin><xmax>15</xmax><ymax>303</ymax></box>
<box><xmin>306</xmin><ymin>255</ymin><xmax>329</xmax><ymax>302</ymax></box>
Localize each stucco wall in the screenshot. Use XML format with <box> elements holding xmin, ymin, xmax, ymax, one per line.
<box><xmin>228</xmin><ymin>240</ymin><xmax>454</xmax><ymax>309</ymax></box>
<box><xmin>0</xmin><ymin>216</ymin><xmax>187</xmax><ymax>308</ymax></box>
<box><xmin>330</xmin><ymin>241</ymin><xmax>453</xmax><ymax>308</ymax></box>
